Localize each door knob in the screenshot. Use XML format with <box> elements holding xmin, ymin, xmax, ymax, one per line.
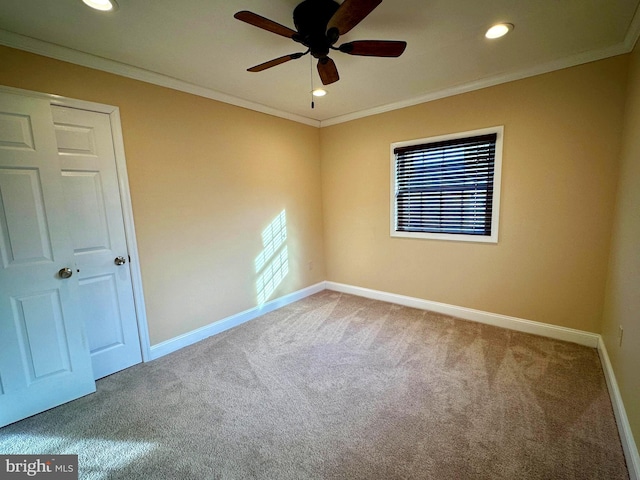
<box><xmin>58</xmin><ymin>267</ymin><xmax>73</xmax><ymax>279</ymax></box>
<box><xmin>114</xmin><ymin>256</ymin><xmax>127</xmax><ymax>266</ymax></box>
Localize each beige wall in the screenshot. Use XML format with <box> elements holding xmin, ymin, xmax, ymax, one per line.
<box><xmin>602</xmin><ymin>42</ymin><xmax>640</xmax><ymax>449</ymax></box>
<box><xmin>0</xmin><ymin>46</ymin><xmax>325</xmax><ymax>345</ymax></box>
<box><xmin>320</xmin><ymin>56</ymin><xmax>628</xmax><ymax>333</ymax></box>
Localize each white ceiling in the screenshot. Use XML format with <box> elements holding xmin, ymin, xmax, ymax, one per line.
<box><xmin>1</xmin><ymin>0</ymin><xmax>639</xmax><ymax>126</ymax></box>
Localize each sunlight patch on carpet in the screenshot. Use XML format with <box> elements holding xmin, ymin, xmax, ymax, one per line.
<box><xmin>0</xmin><ymin>433</ymin><xmax>157</xmax><ymax>480</ymax></box>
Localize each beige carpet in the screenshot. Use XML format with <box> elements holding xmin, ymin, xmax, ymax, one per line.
<box><xmin>0</xmin><ymin>290</ymin><xmax>629</xmax><ymax>479</ymax></box>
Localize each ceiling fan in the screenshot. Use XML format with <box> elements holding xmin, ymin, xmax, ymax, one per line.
<box><xmin>234</xmin><ymin>0</ymin><xmax>407</xmax><ymax>85</ymax></box>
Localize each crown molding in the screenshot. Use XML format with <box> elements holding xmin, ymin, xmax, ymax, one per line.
<box><xmin>625</xmin><ymin>0</ymin><xmax>640</xmax><ymax>51</ymax></box>
<box><xmin>1</xmin><ymin>23</ymin><xmax>637</xmax><ymax>130</ymax></box>
<box><xmin>320</xmin><ymin>41</ymin><xmax>632</xmax><ymax>127</ymax></box>
<box><xmin>0</xmin><ymin>29</ymin><xmax>321</xmax><ymax>128</ymax></box>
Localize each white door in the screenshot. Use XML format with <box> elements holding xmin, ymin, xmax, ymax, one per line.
<box><xmin>51</xmin><ymin>106</ymin><xmax>142</xmax><ymax>380</ymax></box>
<box><xmin>0</xmin><ymin>92</ymin><xmax>96</xmax><ymax>428</ymax></box>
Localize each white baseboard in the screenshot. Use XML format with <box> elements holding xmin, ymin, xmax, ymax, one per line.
<box><xmin>598</xmin><ymin>337</ymin><xmax>640</xmax><ymax>480</ymax></box>
<box><xmin>148</xmin><ymin>282</ymin><xmax>326</xmax><ymax>360</ymax></box>
<box><xmin>325</xmin><ymin>282</ymin><xmax>600</xmax><ymax>347</ymax></box>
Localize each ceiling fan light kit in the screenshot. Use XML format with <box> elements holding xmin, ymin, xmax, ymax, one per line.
<box><xmin>234</xmin><ymin>0</ymin><xmax>407</xmax><ymax>86</ymax></box>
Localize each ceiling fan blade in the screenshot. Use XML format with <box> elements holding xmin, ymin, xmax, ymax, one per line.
<box><xmin>247</xmin><ymin>52</ymin><xmax>307</xmax><ymax>72</ymax></box>
<box><xmin>327</xmin><ymin>0</ymin><xmax>383</xmax><ymax>36</ymax></box>
<box><xmin>339</xmin><ymin>40</ymin><xmax>407</xmax><ymax>57</ymax></box>
<box><xmin>234</xmin><ymin>11</ymin><xmax>298</xmax><ymax>39</ymax></box>
<box><xmin>317</xmin><ymin>57</ymin><xmax>339</xmax><ymax>85</ymax></box>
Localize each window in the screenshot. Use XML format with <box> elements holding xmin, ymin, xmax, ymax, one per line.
<box><xmin>391</xmin><ymin>126</ymin><xmax>503</xmax><ymax>243</ymax></box>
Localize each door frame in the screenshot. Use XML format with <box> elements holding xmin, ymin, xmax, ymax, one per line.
<box><xmin>0</xmin><ymin>84</ymin><xmax>151</xmax><ymax>361</ymax></box>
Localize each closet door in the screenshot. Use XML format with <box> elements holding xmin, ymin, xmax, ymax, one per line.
<box><xmin>0</xmin><ymin>91</ymin><xmax>95</xmax><ymax>428</ymax></box>
<box><xmin>52</xmin><ymin>105</ymin><xmax>142</xmax><ymax>380</ymax></box>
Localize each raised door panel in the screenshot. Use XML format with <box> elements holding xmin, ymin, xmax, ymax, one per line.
<box><xmin>12</xmin><ymin>290</ymin><xmax>72</xmax><ymax>381</ymax></box>
<box><xmin>0</xmin><ymin>111</ymin><xmax>35</xmax><ymax>150</ymax></box>
<box><xmin>54</xmin><ymin>123</ymin><xmax>97</xmax><ymax>157</ymax></box>
<box><xmin>61</xmin><ymin>171</ymin><xmax>111</xmax><ymax>254</ymax></box>
<box><xmin>79</xmin><ymin>274</ymin><xmax>125</xmax><ymax>354</ymax></box>
<box><xmin>0</xmin><ymin>168</ymin><xmax>53</xmax><ymax>267</ymax></box>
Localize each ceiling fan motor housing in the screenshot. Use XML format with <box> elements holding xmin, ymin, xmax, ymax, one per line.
<box><xmin>235</xmin><ymin>0</ymin><xmax>405</xmax><ymax>86</ymax></box>
<box><xmin>293</xmin><ymin>0</ymin><xmax>340</xmax><ymax>58</ymax></box>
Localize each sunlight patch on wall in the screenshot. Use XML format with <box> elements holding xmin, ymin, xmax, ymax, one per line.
<box><xmin>255</xmin><ymin>210</ymin><xmax>289</xmax><ymax>305</ymax></box>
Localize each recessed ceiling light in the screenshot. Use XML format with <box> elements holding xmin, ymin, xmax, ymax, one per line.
<box><xmin>82</xmin><ymin>0</ymin><xmax>118</xmax><ymax>11</ymax></box>
<box><xmin>485</xmin><ymin>23</ymin><xmax>514</xmax><ymax>39</ymax></box>
<box><xmin>312</xmin><ymin>89</ymin><xmax>327</xmax><ymax>97</ymax></box>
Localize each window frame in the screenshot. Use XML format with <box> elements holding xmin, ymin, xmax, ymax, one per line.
<box><xmin>390</xmin><ymin>126</ymin><xmax>504</xmax><ymax>243</ymax></box>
